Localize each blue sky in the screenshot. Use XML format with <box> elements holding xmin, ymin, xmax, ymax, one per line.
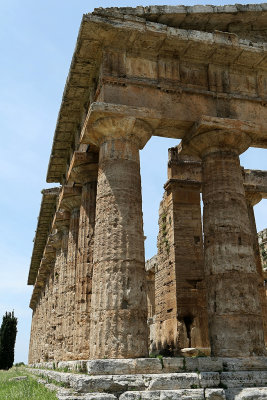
<box><xmin>0</xmin><ymin>0</ymin><xmax>266</xmax><ymax>364</ymax></box>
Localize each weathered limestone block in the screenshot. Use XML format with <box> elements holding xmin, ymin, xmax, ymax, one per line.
<box><xmin>225</xmin><ymin>387</ymin><xmax>267</xmax><ymax>400</ymax></box>
<box><xmin>119</xmin><ymin>390</ymin><xmax>205</xmax><ymax>399</ymax></box>
<box><xmin>73</xmin><ymin>374</ymin><xmax>147</xmax><ymax>394</ymax></box>
<box><xmin>57</xmin><ymin>360</ymin><xmax>87</xmax><ymax>372</ymax></box>
<box><xmin>84</xmin><ymin>116</ymin><xmax>151</xmax><ymax>359</ymax></box>
<box><xmin>221</xmin><ymin>371</ymin><xmax>267</xmax><ymax>388</ymax></box>
<box><xmin>221</xmin><ymin>357</ymin><xmax>267</xmax><ymax>372</ymax></box>
<box><xmin>205</xmin><ymin>389</ymin><xmax>226</xmax><ymax>400</ymax></box>
<box><xmin>181</xmin><ymin>116</ymin><xmax>266</xmax><ymax>357</ymax></box>
<box><xmin>198</xmin><ymin>372</ymin><xmax>220</xmax><ymax>388</ymax></box>
<box><xmin>87</xmin><ymin>358</ymin><xmax>163</xmax><ymax>375</ymax></box>
<box><xmin>147</xmin><ymin>373</ymin><xmax>199</xmax><ymax>390</ymax></box>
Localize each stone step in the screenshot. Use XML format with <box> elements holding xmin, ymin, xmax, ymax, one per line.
<box><xmin>35</xmin><ymin>376</ymin><xmax>117</xmax><ymax>400</ymax></box>
<box><xmin>119</xmin><ymin>389</ymin><xmax>221</xmax><ymax>399</ymax></box>
<box><xmin>29</xmin><ymin>368</ymin><xmax>221</xmax><ymax>392</ymax></box>
<box><xmin>28</xmin><ymin>367</ymin><xmax>267</xmax><ymax>393</ymax></box>
<box><xmin>56</xmin><ymin>388</ymin><xmax>267</xmax><ymax>400</ymax></box>
<box><xmin>31</xmin><ymin>356</ymin><xmax>267</xmax><ymax>375</ymax></box>
<box><xmin>225</xmin><ymin>387</ymin><xmax>267</xmax><ymax>400</ymax></box>
<box><xmin>57</xmin><ymin>394</ymin><xmax>117</xmax><ymax>400</ymax></box>
<box><xmin>221</xmin><ymin>371</ymin><xmax>267</xmax><ymax>388</ymax></box>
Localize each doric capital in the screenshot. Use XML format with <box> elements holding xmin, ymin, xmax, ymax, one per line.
<box><xmin>67</xmin><ymin>151</ymin><xmax>99</xmax><ymax>185</ymax></box>
<box><xmin>168</xmin><ymin>146</ymin><xmax>202</xmax><ymax>181</ymax></box>
<box><xmin>71</xmin><ymin>163</ymin><xmax>98</xmax><ymax>185</ymax></box>
<box><xmin>245</xmin><ymin>192</ymin><xmax>262</xmax><ymax>206</ymax></box>
<box><xmin>180</xmin><ymin>116</ymin><xmax>255</xmax><ymax>157</ymax></box>
<box><xmin>90</xmin><ymin>116</ymin><xmax>151</xmax><ymax>149</ymax></box>
<box><xmin>81</xmin><ymin>103</ymin><xmax>152</xmax><ymax>150</ymax></box>
<box><xmin>37</xmin><ymin>258</ymin><xmax>51</xmax><ymax>280</ymax></box>
<box><xmin>53</xmin><ymin>210</ymin><xmax>70</xmax><ymax>231</ymax></box>
<box><xmin>43</xmin><ymin>244</ymin><xmax>56</xmax><ymax>261</ymax></box>
<box><xmin>48</xmin><ymin>231</ymin><xmax>63</xmax><ymax>250</ymax></box>
<box><xmin>58</xmin><ymin>186</ymin><xmax>82</xmax><ymax>211</ymax></box>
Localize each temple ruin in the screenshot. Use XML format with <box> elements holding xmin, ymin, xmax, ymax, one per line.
<box><xmin>28</xmin><ymin>4</ymin><xmax>267</xmax><ymax>399</ymax></box>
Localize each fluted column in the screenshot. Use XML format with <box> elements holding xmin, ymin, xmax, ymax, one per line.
<box><xmin>43</xmin><ymin>245</ymin><xmax>56</xmax><ymax>361</ymax></box>
<box><xmin>28</xmin><ymin>307</ymin><xmax>38</xmax><ymax>364</ymax></box>
<box><xmin>181</xmin><ymin>116</ymin><xmax>266</xmax><ymax>357</ymax></box>
<box><xmin>87</xmin><ymin>117</ymin><xmax>151</xmax><ymax>359</ymax></box>
<box><xmin>50</xmin><ymin>210</ymin><xmax>70</xmax><ymax>361</ymax></box>
<box><xmin>70</xmin><ymin>161</ymin><xmax>98</xmax><ymax>360</ymax></box>
<box><xmin>246</xmin><ymin>192</ymin><xmax>267</xmax><ymax>344</ymax></box>
<box><xmin>59</xmin><ymin>187</ymin><xmax>81</xmax><ymax>360</ymax></box>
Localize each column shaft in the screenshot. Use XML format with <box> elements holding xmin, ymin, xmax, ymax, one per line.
<box><xmin>74</xmin><ymin>181</ymin><xmax>97</xmax><ymax>359</ymax></box>
<box><xmin>246</xmin><ymin>200</ymin><xmax>267</xmax><ymax>344</ymax></box>
<box><xmin>202</xmin><ymin>150</ymin><xmax>265</xmax><ymax>356</ymax></box>
<box><xmin>28</xmin><ymin>308</ymin><xmax>37</xmax><ymax>364</ymax></box>
<box><xmin>90</xmin><ymin>138</ymin><xmax>148</xmax><ymax>359</ymax></box>
<box><xmin>62</xmin><ymin>208</ymin><xmax>80</xmax><ymax>360</ymax></box>
<box><xmin>47</xmin><ymin>264</ymin><xmax>55</xmax><ymax>361</ymax></box>
<box><xmin>56</xmin><ymin>230</ymin><xmax>69</xmax><ymax>361</ymax></box>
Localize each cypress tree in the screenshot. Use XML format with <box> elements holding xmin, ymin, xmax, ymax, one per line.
<box><xmin>0</xmin><ymin>311</ymin><xmax>18</xmax><ymax>370</ymax></box>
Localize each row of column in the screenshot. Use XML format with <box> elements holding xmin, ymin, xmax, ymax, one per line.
<box><xmin>181</xmin><ymin>121</ymin><xmax>265</xmax><ymax>356</ymax></box>
<box><xmin>30</xmin><ymin>116</ymin><xmax>266</xmax><ymax>362</ymax></box>
<box><xmin>29</xmin><ymin>119</ymin><xmax>151</xmax><ymax>362</ymax></box>
<box><xmin>153</xmin><ymin>150</ymin><xmax>267</xmax><ymax>356</ymax></box>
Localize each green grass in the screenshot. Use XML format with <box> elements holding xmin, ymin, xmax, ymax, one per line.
<box><xmin>0</xmin><ymin>367</ymin><xmax>58</xmax><ymax>400</ymax></box>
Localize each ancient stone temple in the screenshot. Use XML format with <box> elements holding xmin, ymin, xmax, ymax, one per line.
<box><xmin>28</xmin><ymin>4</ymin><xmax>267</xmax><ymax>399</ymax></box>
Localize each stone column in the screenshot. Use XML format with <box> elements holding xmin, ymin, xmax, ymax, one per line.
<box><xmin>28</xmin><ymin>308</ymin><xmax>38</xmax><ymax>364</ymax></box>
<box><xmin>70</xmin><ymin>162</ymin><xmax>98</xmax><ymax>360</ymax></box>
<box><xmin>42</xmin><ymin>244</ymin><xmax>56</xmax><ymax>362</ymax></box>
<box><xmin>181</xmin><ymin>117</ymin><xmax>266</xmax><ymax>357</ymax></box>
<box><xmin>88</xmin><ymin>117</ymin><xmax>151</xmax><ymax>359</ymax></box>
<box><xmin>59</xmin><ymin>187</ymin><xmax>81</xmax><ymax>360</ymax></box>
<box><xmin>245</xmin><ymin>192</ymin><xmax>267</xmax><ymax>344</ymax></box>
<box><xmin>146</xmin><ymin>257</ymin><xmax>156</xmax><ymax>352</ymax></box>
<box><xmin>50</xmin><ymin>210</ymin><xmax>70</xmax><ymax>361</ymax></box>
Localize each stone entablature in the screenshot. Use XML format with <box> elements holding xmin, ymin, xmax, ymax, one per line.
<box><xmin>46</xmin><ymin>5</ymin><xmax>267</xmax><ymax>184</ymax></box>
<box><xmin>29</xmin><ymin>4</ymin><xmax>267</xmax><ymax>367</ymax></box>
<box><xmin>28</xmin><ymin>187</ymin><xmax>60</xmax><ymax>285</ymax></box>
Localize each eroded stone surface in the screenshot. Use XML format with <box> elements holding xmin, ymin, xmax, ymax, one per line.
<box><xmin>225</xmin><ymin>387</ymin><xmax>267</xmax><ymax>400</ymax></box>
<box><xmin>87</xmin><ymin>358</ymin><xmax>163</xmax><ymax>375</ymax></box>
<box><xmin>205</xmin><ymin>389</ymin><xmax>226</xmax><ymax>400</ymax></box>
<box><xmin>119</xmin><ymin>389</ymin><xmax>205</xmax><ymax>399</ymax></box>
<box><xmin>74</xmin><ymin>179</ymin><xmax>97</xmax><ymax>360</ymax></box>
<box><xmin>89</xmin><ymin>133</ymin><xmax>150</xmax><ymax>359</ymax></box>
